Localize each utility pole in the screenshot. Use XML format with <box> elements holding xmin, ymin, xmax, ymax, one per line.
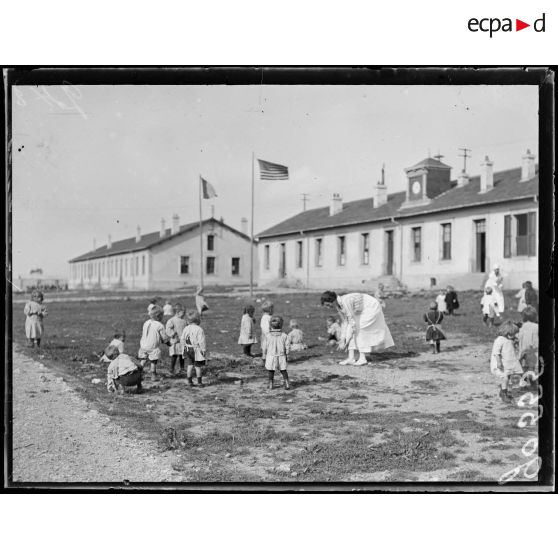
<box><xmin>301</xmin><ymin>193</ymin><xmax>309</xmax><ymax>211</ymax></box>
<box><xmin>458</xmin><ymin>147</ymin><xmax>472</xmax><ymax>173</ymax></box>
<box><xmin>433</xmin><ymin>151</ymin><xmax>444</xmax><ymax>162</ymax></box>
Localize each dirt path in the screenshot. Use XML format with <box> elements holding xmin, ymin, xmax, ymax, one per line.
<box><xmin>11</xmin><ymin>350</ymin><xmax>184</xmax><ymax>484</ymax></box>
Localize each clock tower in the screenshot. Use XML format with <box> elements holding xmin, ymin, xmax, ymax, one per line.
<box><xmin>401</xmin><ymin>155</ymin><xmax>452</xmax><ymax>208</ymax></box>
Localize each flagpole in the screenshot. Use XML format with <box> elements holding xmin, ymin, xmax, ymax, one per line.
<box><xmin>250</xmin><ymin>151</ymin><xmax>255</xmax><ymax>298</ymax></box>
<box><xmin>199</xmin><ymin>175</ymin><xmax>204</xmax><ymax>290</ymax></box>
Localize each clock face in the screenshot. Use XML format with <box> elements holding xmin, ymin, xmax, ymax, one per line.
<box><xmin>411</xmin><ymin>181</ymin><xmax>421</xmax><ymax>195</ymax></box>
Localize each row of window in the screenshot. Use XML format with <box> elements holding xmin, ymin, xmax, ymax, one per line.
<box><xmin>72</xmin><ymin>255</ymin><xmax>146</xmax><ymax>280</ymax></box>
<box><xmin>179</xmin><ymin>256</ymin><xmax>241</xmax><ymax>276</ymax></box>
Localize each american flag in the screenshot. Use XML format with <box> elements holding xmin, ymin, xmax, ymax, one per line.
<box><xmin>201</xmin><ymin>177</ymin><xmax>218</xmax><ymax>199</ymax></box>
<box><xmin>257</xmin><ymin>159</ymin><xmax>289</xmax><ymax>180</ymax></box>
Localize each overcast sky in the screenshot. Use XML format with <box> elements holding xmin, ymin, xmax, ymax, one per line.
<box><xmin>11</xmin><ymin>84</ymin><xmax>538</xmax><ymax>277</ymax></box>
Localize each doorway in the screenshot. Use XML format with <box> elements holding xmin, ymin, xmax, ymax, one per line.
<box><xmin>385</xmin><ymin>230</ymin><xmax>394</xmax><ymax>275</ymax></box>
<box><xmin>474</xmin><ymin>219</ymin><xmax>486</xmax><ymax>272</ymax></box>
<box><xmin>279</xmin><ymin>243</ymin><xmax>286</xmax><ymax>278</ymax></box>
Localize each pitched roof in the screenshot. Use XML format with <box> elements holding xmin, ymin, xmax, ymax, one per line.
<box><xmin>257</xmin><ymin>167</ymin><xmax>538</xmax><ymax>239</ymax></box>
<box><xmin>70</xmin><ymin>218</ymin><xmax>252</xmax><ymax>263</ymax></box>
<box><xmin>405</xmin><ymin>157</ymin><xmax>452</xmax><ymax>171</ymax></box>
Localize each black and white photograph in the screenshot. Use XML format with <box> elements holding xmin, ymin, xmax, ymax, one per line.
<box><xmin>4</xmin><ymin>67</ymin><xmax>555</xmax><ymax>490</ymax></box>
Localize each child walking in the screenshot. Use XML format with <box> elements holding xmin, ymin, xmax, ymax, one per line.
<box><xmin>100</xmin><ymin>331</ymin><xmax>126</xmax><ymax>363</ymax></box>
<box><xmin>165</xmin><ymin>303</ymin><xmax>187</xmax><ymax>375</ymax></box>
<box><xmin>491</xmin><ymin>320</ymin><xmax>523</xmax><ymax>403</ymax></box>
<box><xmin>326</xmin><ymin>316</ymin><xmax>342</xmax><ymax>346</ymax></box>
<box><xmin>444</xmin><ymin>286</ymin><xmax>459</xmax><ymax>315</ymax></box>
<box><xmin>138</xmin><ymin>305</ymin><xmax>170</xmax><ymax>379</ymax></box>
<box><xmin>238</xmin><ymin>304</ymin><xmax>257</xmax><ymax>356</ymax></box>
<box><xmin>24</xmin><ymin>290</ymin><xmax>47</xmax><ymax>348</ymax></box>
<box><xmin>260</xmin><ymin>300</ymin><xmax>274</xmax><ymax>352</ymax></box>
<box><xmin>481</xmin><ymin>286</ymin><xmax>500</xmax><ymax>328</ymax></box>
<box><xmin>424</xmin><ymin>301</ymin><xmax>446</xmax><ymax>353</ymax></box>
<box><xmin>518</xmin><ymin>305</ymin><xmax>538</xmax><ymax>386</ymax></box>
<box><xmin>287</xmin><ymin>319</ymin><xmax>307</xmax><ymax>351</ymax></box>
<box><xmin>261</xmin><ymin>315</ymin><xmax>291</xmax><ymax>390</ymax></box>
<box><xmin>180</xmin><ymin>310</ymin><xmax>207</xmax><ymax>387</ymax></box>
<box><xmin>104</xmin><ymin>344</ymin><xmax>143</xmax><ymax>394</ymax></box>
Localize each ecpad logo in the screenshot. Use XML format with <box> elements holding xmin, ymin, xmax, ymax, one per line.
<box><xmin>468</xmin><ymin>13</ymin><xmax>546</xmax><ymax>37</ymax></box>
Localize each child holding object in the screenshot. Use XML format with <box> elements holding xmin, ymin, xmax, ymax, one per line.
<box><xmin>181</xmin><ymin>310</ymin><xmax>207</xmax><ymax>387</ymax></box>
<box><xmin>138</xmin><ymin>305</ymin><xmax>170</xmax><ymax>379</ymax></box>
<box><xmin>424</xmin><ymin>301</ymin><xmax>446</xmax><ymax>354</ymax></box>
<box><xmin>238</xmin><ymin>304</ymin><xmax>257</xmax><ymax>356</ymax></box>
<box><xmin>165</xmin><ymin>303</ymin><xmax>187</xmax><ymax>375</ymax></box>
<box><xmin>105</xmin><ymin>344</ymin><xmax>143</xmax><ymax>394</ymax></box>
<box><xmin>491</xmin><ymin>320</ymin><xmax>523</xmax><ymax>403</ymax></box>
<box><xmin>287</xmin><ymin>319</ymin><xmax>307</xmax><ymax>351</ymax></box>
<box><xmin>518</xmin><ymin>305</ymin><xmax>538</xmax><ymax>387</ymax></box>
<box><xmin>100</xmin><ymin>332</ymin><xmax>125</xmax><ymax>363</ymax></box>
<box><xmin>262</xmin><ymin>315</ymin><xmax>291</xmax><ymax>390</ymax></box>
<box><xmin>481</xmin><ymin>286</ymin><xmax>500</xmax><ymax>328</ymax></box>
<box><xmin>24</xmin><ymin>290</ymin><xmax>47</xmax><ymax>348</ymax></box>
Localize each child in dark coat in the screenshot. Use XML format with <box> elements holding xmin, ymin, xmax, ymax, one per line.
<box><xmin>444</xmin><ymin>286</ymin><xmax>459</xmax><ymax>315</ymax></box>
<box><xmin>424</xmin><ymin>301</ymin><xmax>446</xmax><ymax>353</ymax></box>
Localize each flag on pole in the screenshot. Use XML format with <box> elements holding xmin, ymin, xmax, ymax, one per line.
<box><xmin>257</xmin><ymin>159</ymin><xmax>289</xmax><ymax>180</ymax></box>
<box><xmin>201</xmin><ymin>177</ymin><xmax>218</xmax><ymax>199</ymax></box>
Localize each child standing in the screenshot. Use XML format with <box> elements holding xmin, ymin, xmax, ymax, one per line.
<box><xmin>163</xmin><ymin>300</ymin><xmax>174</xmax><ymax>317</ymax></box>
<box><xmin>260</xmin><ymin>300</ymin><xmax>274</xmax><ymax>353</ymax></box>
<box><xmin>147</xmin><ymin>298</ymin><xmax>158</xmax><ymax>313</ymax></box>
<box><xmin>138</xmin><ymin>305</ymin><xmax>170</xmax><ymax>379</ymax></box>
<box><xmin>181</xmin><ymin>310</ymin><xmax>207</xmax><ymax>387</ymax></box>
<box><xmin>435</xmin><ymin>290</ymin><xmax>448</xmax><ymax>314</ymax></box>
<box><xmin>481</xmin><ymin>286</ymin><xmax>500</xmax><ymax>328</ymax></box>
<box><xmin>374</xmin><ymin>283</ymin><xmax>386</xmax><ymax>308</ymax></box>
<box><xmin>326</xmin><ymin>316</ymin><xmax>342</xmax><ymax>346</ymax></box>
<box><xmin>165</xmin><ymin>303</ymin><xmax>187</xmax><ymax>375</ymax></box>
<box><xmin>261</xmin><ymin>315</ymin><xmax>291</xmax><ymax>390</ymax></box>
<box><xmin>100</xmin><ymin>332</ymin><xmax>126</xmax><ymax>363</ymax></box>
<box><xmin>491</xmin><ymin>320</ymin><xmax>523</xmax><ymax>403</ymax></box>
<box><xmin>238</xmin><ymin>305</ymin><xmax>257</xmax><ymax>356</ymax></box>
<box><xmin>523</xmin><ymin>281</ymin><xmax>538</xmax><ymax>312</ymax></box>
<box><xmin>514</xmin><ymin>283</ymin><xmax>527</xmax><ymax>313</ymax></box>
<box><xmin>287</xmin><ymin>319</ymin><xmax>307</xmax><ymax>351</ymax></box>
<box><xmin>444</xmin><ymin>286</ymin><xmax>459</xmax><ymax>315</ymax></box>
<box><xmin>105</xmin><ymin>344</ymin><xmax>143</xmax><ymax>394</ymax></box>
<box><xmin>518</xmin><ymin>306</ymin><xmax>538</xmax><ymax>386</ymax></box>
<box><xmin>424</xmin><ymin>301</ymin><xmax>446</xmax><ymax>353</ymax></box>
<box><xmin>24</xmin><ymin>290</ymin><xmax>47</xmax><ymax>348</ymax></box>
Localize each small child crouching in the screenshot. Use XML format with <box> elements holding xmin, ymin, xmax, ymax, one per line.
<box><xmin>138</xmin><ymin>305</ymin><xmax>170</xmax><ymax>379</ymax></box>
<box><xmin>287</xmin><ymin>319</ymin><xmax>307</xmax><ymax>351</ymax></box>
<box><xmin>238</xmin><ymin>304</ymin><xmax>257</xmax><ymax>356</ymax></box>
<box><xmin>166</xmin><ymin>303</ymin><xmax>187</xmax><ymax>375</ymax></box>
<box><xmin>262</xmin><ymin>315</ymin><xmax>291</xmax><ymax>390</ymax></box>
<box><xmin>100</xmin><ymin>332</ymin><xmax>125</xmax><ymax>363</ymax></box>
<box><xmin>181</xmin><ymin>310</ymin><xmax>207</xmax><ymax>387</ymax></box>
<box><xmin>195</xmin><ymin>287</ymin><xmax>209</xmax><ymax>315</ymax></box>
<box><xmin>518</xmin><ymin>305</ymin><xmax>538</xmax><ymax>387</ymax></box>
<box><xmin>326</xmin><ymin>316</ymin><xmax>342</xmax><ymax>346</ymax></box>
<box><xmin>491</xmin><ymin>320</ymin><xmax>523</xmax><ymax>403</ymax></box>
<box><xmin>105</xmin><ymin>345</ymin><xmax>143</xmax><ymax>394</ymax></box>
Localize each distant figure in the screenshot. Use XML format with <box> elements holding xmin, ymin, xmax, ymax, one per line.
<box><xmin>481</xmin><ymin>286</ymin><xmax>501</xmax><ymax>328</ymax></box>
<box><xmin>374</xmin><ymin>283</ymin><xmax>386</xmax><ymax>308</ymax></box>
<box><xmin>163</xmin><ymin>300</ymin><xmax>174</xmax><ymax>317</ymax></box>
<box><xmin>436</xmin><ymin>290</ymin><xmax>448</xmax><ymax>314</ymax></box>
<box><xmin>326</xmin><ymin>316</ymin><xmax>342</xmax><ymax>346</ymax></box>
<box><xmin>518</xmin><ymin>305</ymin><xmax>538</xmax><ymax>387</ymax></box>
<box><xmin>485</xmin><ymin>265</ymin><xmax>505</xmax><ymax>313</ymax></box>
<box><xmin>165</xmin><ymin>303</ymin><xmax>187</xmax><ymax>375</ymax></box>
<box><xmin>147</xmin><ymin>298</ymin><xmax>158</xmax><ymax>314</ymax></box>
<box><xmin>444</xmin><ymin>286</ymin><xmax>459</xmax><ymax>315</ymax></box>
<box><xmin>523</xmin><ymin>281</ymin><xmax>538</xmax><ymax>312</ymax></box>
<box><xmin>105</xmin><ymin>344</ymin><xmax>143</xmax><ymax>394</ymax></box>
<box><xmin>24</xmin><ymin>290</ymin><xmax>47</xmax><ymax>348</ymax></box>
<box><xmin>514</xmin><ymin>282</ymin><xmax>527</xmax><ymax>313</ymax></box>
<box><xmin>260</xmin><ymin>300</ymin><xmax>274</xmax><ymax>353</ymax></box>
<box><xmin>138</xmin><ymin>305</ymin><xmax>170</xmax><ymax>379</ymax></box>
<box><xmin>424</xmin><ymin>301</ymin><xmax>446</xmax><ymax>354</ymax></box>
<box><xmin>491</xmin><ymin>320</ymin><xmax>522</xmax><ymax>404</ymax></box>
<box><xmin>238</xmin><ymin>304</ymin><xmax>257</xmax><ymax>357</ymax></box>
<box><xmin>261</xmin><ymin>315</ymin><xmax>291</xmax><ymax>390</ymax></box>
<box><xmin>180</xmin><ymin>310</ymin><xmax>207</xmax><ymax>387</ymax></box>
<box><xmin>100</xmin><ymin>331</ymin><xmax>126</xmax><ymax>363</ymax></box>
<box><xmin>195</xmin><ymin>287</ymin><xmax>209</xmax><ymax>316</ymax></box>
<box><xmin>287</xmin><ymin>319</ymin><xmax>307</xmax><ymax>351</ymax></box>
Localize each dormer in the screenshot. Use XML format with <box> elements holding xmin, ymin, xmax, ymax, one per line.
<box><xmin>402</xmin><ymin>156</ymin><xmax>452</xmax><ymax>208</ymax></box>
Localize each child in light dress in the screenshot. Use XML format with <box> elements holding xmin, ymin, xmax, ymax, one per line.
<box><xmin>481</xmin><ymin>286</ymin><xmax>500</xmax><ymax>328</ymax></box>
<box><xmin>138</xmin><ymin>305</ymin><xmax>170</xmax><ymax>379</ymax></box>
<box><xmin>163</xmin><ymin>300</ymin><xmax>174</xmax><ymax>317</ymax></box>
<box><xmin>238</xmin><ymin>304</ymin><xmax>257</xmax><ymax>356</ymax></box>
<box><xmin>165</xmin><ymin>303</ymin><xmax>187</xmax><ymax>375</ymax></box>
<box><xmin>24</xmin><ymin>290</ymin><xmax>47</xmax><ymax>348</ymax></box>
<box><xmin>100</xmin><ymin>332</ymin><xmax>125</xmax><ymax>363</ymax></box>
<box><xmin>518</xmin><ymin>305</ymin><xmax>538</xmax><ymax>387</ymax></box>
<box><xmin>105</xmin><ymin>344</ymin><xmax>143</xmax><ymax>394</ymax></box>
<box><xmin>514</xmin><ymin>283</ymin><xmax>527</xmax><ymax>313</ymax></box>
<box><xmin>195</xmin><ymin>287</ymin><xmax>209</xmax><ymax>316</ymax></box>
<box><xmin>491</xmin><ymin>320</ymin><xmax>523</xmax><ymax>403</ymax></box>
<box><xmin>326</xmin><ymin>316</ymin><xmax>342</xmax><ymax>346</ymax></box>
<box><xmin>260</xmin><ymin>300</ymin><xmax>274</xmax><ymax>352</ymax></box>
<box><xmin>435</xmin><ymin>290</ymin><xmax>448</xmax><ymax>314</ymax></box>
<box><xmin>261</xmin><ymin>315</ymin><xmax>291</xmax><ymax>390</ymax></box>
<box><xmin>180</xmin><ymin>310</ymin><xmax>207</xmax><ymax>387</ymax></box>
<box><xmin>424</xmin><ymin>301</ymin><xmax>446</xmax><ymax>354</ymax></box>
<box><xmin>287</xmin><ymin>319</ymin><xmax>307</xmax><ymax>351</ymax></box>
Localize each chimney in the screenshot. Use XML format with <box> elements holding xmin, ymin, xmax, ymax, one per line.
<box><xmin>160</xmin><ymin>218</ymin><xmax>166</xmax><ymax>238</ymax></box>
<box><xmin>374</xmin><ymin>164</ymin><xmax>388</xmax><ymax>207</ymax></box>
<box><xmin>241</xmin><ymin>217</ymin><xmax>248</xmax><ymax>235</ymax></box>
<box><xmin>457</xmin><ymin>170</ymin><xmax>469</xmax><ymax>187</ymax></box>
<box><xmin>136</xmin><ymin>226</ymin><xmax>141</xmax><ymax>243</ymax></box>
<box><xmin>330</xmin><ymin>193</ymin><xmax>343</xmax><ymax>216</ymax></box>
<box><xmin>480</xmin><ymin>156</ymin><xmax>494</xmax><ymax>193</ymax></box>
<box><xmin>107</xmin><ymin>235</ymin><xmax>112</xmax><ymax>249</ymax></box>
<box><xmin>172</xmin><ymin>214</ymin><xmax>180</xmax><ymax>235</ymax></box>
<box><xmin>521</xmin><ymin>149</ymin><xmax>536</xmax><ymax>182</ymax></box>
